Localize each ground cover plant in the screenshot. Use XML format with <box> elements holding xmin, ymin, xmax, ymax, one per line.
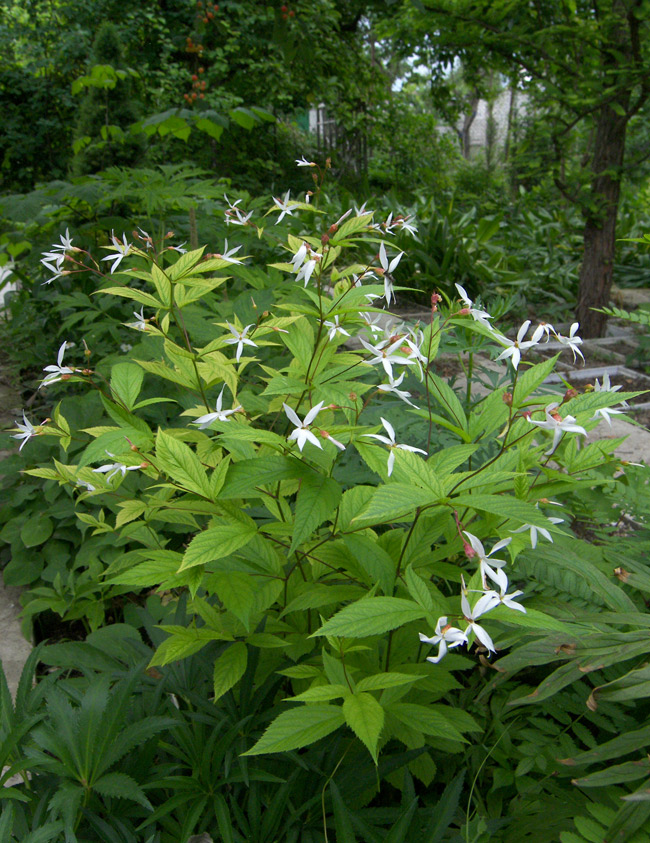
<box><xmin>2</xmin><ymin>172</ymin><xmax>650</xmax><ymax>841</ymax></box>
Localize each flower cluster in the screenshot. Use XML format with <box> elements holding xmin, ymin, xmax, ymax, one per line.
<box><xmin>41</xmin><ymin>228</ymin><xmax>76</xmax><ymax>284</ymax></box>
<box><xmin>454</xmin><ymin>283</ymin><xmax>584</xmax><ymax>368</ymax></box>
<box><xmin>420</xmin><ymin>533</ymin><xmax>526</xmax><ymax>662</ymax></box>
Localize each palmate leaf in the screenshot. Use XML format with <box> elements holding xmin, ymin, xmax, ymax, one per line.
<box><xmin>312</xmin><ymin>597</ymin><xmax>425</xmax><ymax>638</ymax></box>
<box><xmin>243</xmin><ymin>704</ymin><xmax>345</xmax><ymax>755</ymax></box>
<box><xmin>92</xmin><ymin>771</ymin><xmax>152</xmax><ymax>810</ymax></box>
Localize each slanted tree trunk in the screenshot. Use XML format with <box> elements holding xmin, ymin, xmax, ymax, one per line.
<box><xmin>575</xmin><ymin>98</ymin><xmax>630</xmax><ymax>338</ymax></box>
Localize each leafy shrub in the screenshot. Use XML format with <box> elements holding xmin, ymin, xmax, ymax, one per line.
<box><xmin>3</xmin><ymin>183</ymin><xmax>650</xmax><ymax>840</ymax></box>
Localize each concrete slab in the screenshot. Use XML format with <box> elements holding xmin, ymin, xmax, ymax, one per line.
<box><xmin>611</xmin><ymin>286</ymin><xmax>650</xmax><ymax>310</ymax></box>
<box><xmin>587</xmin><ymin>417</ymin><xmax>650</xmax><ymax>464</ymax></box>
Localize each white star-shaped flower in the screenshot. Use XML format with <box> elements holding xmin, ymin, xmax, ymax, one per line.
<box><xmin>461</xmin><ymin>588</ymin><xmax>497</xmax><ymax>654</ymax></box>
<box><xmin>555</xmin><ymin>322</ymin><xmax>584</xmax><ymax>363</ymax></box>
<box><xmin>324</xmin><ymin>316</ymin><xmax>350</xmax><ymax>341</ymax></box>
<box><xmin>283</xmin><ymin>401</ymin><xmax>325</xmax><ymax>451</ymax></box>
<box><xmin>191</xmin><ymin>386</ymin><xmax>242</xmax><ymax>428</ymax></box>
<box><xmin>455</xmin><ymin>284</ymin><xmax>495</xmax><ymax>331</ymax></box>
<box><xmin>510</xmin><ymin>516</ymin><xmax>564</xmax><ymax>549</ymax></box>
<box><xmin>273</xmin><ymin>189</ymin><xmax>296</xmax><ymax>224</ymax></box>
<box><xmin>215</xmin><ymin>239</ymin><xmax>243</xmax><ymax>264</ymax></box>
<box><xmin>377</xmin><ymin>372</ymin><xmax>419</xmax><ymax>409</ymax></box>
<box><xmin>473</xmin><ymin>585</ymin><xmax>526</xmax><ymax>616</ymax></box>
<box><xmin>126</xmin><ymin>308</ymin><xmax>148</xmax><ymax>331</ymax></box>
<box><xmin>40</xmin><ymin>249</ymin><xmax>67</xmax><ymax>284</ymax></box>
<box><xmin>296</xmin><ymin>156</ymin><xmax>316</xmax><ymax>167</ymax></box>
<box><xmin>101</xmin><ymin>231</ymin><xmax>132</xmax><ymax>274</ymax></box>
<box><xmin>528</xmin><ymin>402</ymin><xmax>587</xmax><ymax>455</ymax></box>
<box><xmin>495</xmin><ymin>320</ymin><xmax>540</xmax><ymax>370</ymax></box>
<box><xmin>359</xmin><ymin>336</ymin><xmax>416</xmax><ymax>381</ymax></box>
<box><xmin>419</xmin><ymin>616</ymin><xmax>466</xmax><ymax>664</ymax></box>
<box><xmin>224</xmin><ymin>322</ymin><xmax>257</xmax><ymax>362</ymax></box>
<box><xmin>362</xmin><ymin>416</ymin><xmax>426</xmax><ymax>476</ymax></box>
<box><xmin>40</xmin><ymin>341</ymin><xmax>76</xmax><ymax>388</ymax></box>
<box><xmin>377</xmin><ymin>243</ymin><xmax>404</xmax><ymax>306</ymax></box>
<box><xmin>92</xmin><ymin>452</ymin><xmax>140</xmax><ymax>482</ymax></box>
<box><xmin>463</xmin><ymin>532</ymin><xmax>511</xmax><ymax>591</ymax></box>
<box><xmin>12</xmin><ymin>412</ymin><xmax>40</xmax><ymax>451</ymax></box>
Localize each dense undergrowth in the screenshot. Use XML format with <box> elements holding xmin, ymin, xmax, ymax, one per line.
<box><xmin>0</xmin><ymin>172</ymin><xmax>649</xmax><ymax>842</ymax></box>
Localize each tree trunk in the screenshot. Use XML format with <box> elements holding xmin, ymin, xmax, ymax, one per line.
<box><xmin>461</xmin><ymin>90</ymin><xmax>479</xmax><ymax>159</ymax></box>
<box><xmin>575</xmin><ymin>100</ymin><xmax>629</xmax><ymax>338</ymax></box>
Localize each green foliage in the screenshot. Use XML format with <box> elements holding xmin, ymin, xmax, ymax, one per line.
<box><xmin>72</xmin><ymin>23</ymin><xmax>143</xmax><ymax>175</ymax></box>
<box><xmin>3</xmin><ymin>188</ymin><xmax>650</xmax><ymax>840</ymax></box>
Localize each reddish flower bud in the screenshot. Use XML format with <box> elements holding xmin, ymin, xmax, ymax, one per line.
<box><xmin>192</xmin><ymin>74</ymin><xmax>198</xmax><ymax>81</ymax></box>
<box><xmin>502</xmin><ymin>392</ymin><xmax>513</xmax><ymax>406</ymax></box>
<box><xmin>563</xmin><ymin>388</ymin><xmax>578</xmax><ymax>402</ymax></box>
<box><xmin>463</xmin><ymin>541</ymin><xmax>476</xmax><ymax>560</ymax></box>
<box><xmin>139</xmin><ymin>462</ymin><xmax>150</xmax><ymax>469</ymax></box>
<box><xmin>281</xmin><ymin>4</ymin><xmax>288</xmax><ymax>10</ymax></box>
<box><xmin>198</xmin><ymin>66</ymin><xmax>204</xmax><ymax>73</ymax></box>
<box><xmin>458</xmin><ymin>306</ymin><xmax>470</xmax><ymax>315</ymax></box>
<box><xmin>321</xmin><ymin>233</ymin><xmax>330</xmax><ymax>245</ymax></box>
<box><xmin>289</xmin><ymin>8</ymin><xmax>295</xmax><ymax>15</ymax></box>
<box><xmin>521</xmin><ymin>410</ymin><xmax>532</xmax><ymax>420</ymax></box>
<box><xmin>329</xmin><ymin>223</ymin><xmax>338</xmax><ymax>234</ymax></box>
